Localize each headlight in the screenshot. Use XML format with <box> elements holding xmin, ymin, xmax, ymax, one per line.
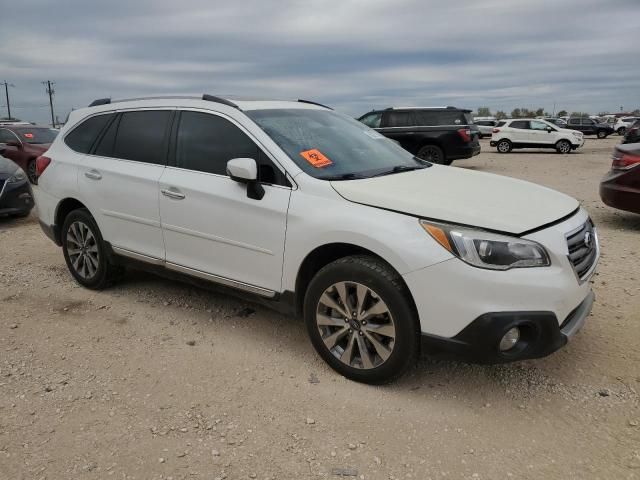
<box><xmin>420</xmin><ymin>220</ymin><xmax>550</xmax><ymax>270</ymax></box>
<box><xmin>7</xmin><ymin>168</ymin><xmax>27</xmax><ymax>184</ymax></box>
<box><xmin>572</xmin><ymin>131</ymin><xmax>582</xmax><ymax>137</ymax></box>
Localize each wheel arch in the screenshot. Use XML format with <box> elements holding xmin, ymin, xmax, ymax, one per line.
<box><xmin>54</xmin><ymin>197</ymin><xmax>89</xmax><ymax>244</ymax></box>
<box><xmin>293</xmin><ymin>242</ymin><xmax>417</xmax><ymax>320</ymax></box>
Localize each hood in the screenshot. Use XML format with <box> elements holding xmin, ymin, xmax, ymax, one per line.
<box><xmin>0</xmin><ymin>156</ymin><xmax>19</xmax><ymax>176</ymax></box>
<box><xmin>331</xmin><ymin>166</ymin><xmax>579</xmax><ymax>235</ymax></box>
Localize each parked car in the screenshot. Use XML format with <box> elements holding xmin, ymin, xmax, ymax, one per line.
<box><xmin>358</xmin><ymin>106</ymin><xmax>480</xmax><ymax>165</ymax></box>
<box><xmin>490</xmin><ymin>119</ymin><xmax>584</xmax><ymax>153</ymax></box>
<box><xmin>614</xmin><ymin>117</ymin><xmax>640</xmax><ymax>136</ymax></box>
<box><xmin>600</xmin><ymin>143</ymin><xmax>640</xmax><ymax>214</ymax></box>
<box><xmin>543</xmin><ymin>117</ymin><xmax>568</xmax><ymax>128</ymax></box>
<box><xmin>473</xmin><ymin>119</ymin><xmax>498</xmax><ymax>138</ymax></box>
<box><xmin>622</xmin><ymin>119</ymin><xmax>640</xmax><ymax>144</ymax></box>
<box><xmin>566</xmin><ymin>117</ymin><xmax>614</xmax><ymax>138</ymax></box>
<box><xmin>0</xmin><ymin>155</ymin><xmax>34</xmax><ymax>217</ymax></box>
<box><xmin>34</xmin><ymin>94</ymin><xmax>598</xmax><ymax>384</ymax></box>
<box><xmin>0</xmin><ymin>125</ymin><xmax>57</xmax><ymax>184</ymax></box>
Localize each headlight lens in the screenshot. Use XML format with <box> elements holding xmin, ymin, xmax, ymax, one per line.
<box><xmin>420</xmin><ymin>220</ymin><xmax>550</xmax><ymax>270</ymax></box>
<box><xmin>572</xmin><ymin>131</ymin><xmax>582</xmax><ymax>137</ymax></box>
<box><xmin>7</xmin><ymin>168</ymin><xmax>27</xmax><ymax>184</ymax></box>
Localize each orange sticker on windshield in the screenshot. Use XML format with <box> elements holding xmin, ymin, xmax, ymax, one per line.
<box><xmin>300</xmin><ymin>149</ymin><xmax>333</xmax><ymax>168</ymax></box>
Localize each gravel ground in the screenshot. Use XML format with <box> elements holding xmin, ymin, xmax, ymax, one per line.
<box><xmin>1</xmin><ymin>136</ymin><xmax>639</xmax><ymax>480</ymax></box>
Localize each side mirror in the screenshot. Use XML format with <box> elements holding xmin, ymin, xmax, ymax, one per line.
<box><xmin>226</xmin><ymin>158</ymin><xmax>264</xmax><ymax>200</ymax></box>
<box><xmin>546</xmin><ymin>127</ymin><xmax>553</xmax><ymax>132</ymax></box>
<box><xmin>6</xmin><ymin>140</ymin><xmax>22</xmax><ymax>149</ymax></box>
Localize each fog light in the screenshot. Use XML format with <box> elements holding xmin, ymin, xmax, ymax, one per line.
<box><xmin>499</xmin><ymin>327</ymin><xmax>520</xmax><ymax>351</ymax></box>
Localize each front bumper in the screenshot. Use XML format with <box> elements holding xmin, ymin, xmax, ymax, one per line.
<box><xmin>421</xmin><ymin>291</ymin><xmax>594</xmax><ymax>363</ymax></box>
<box><xmin>0</xmin><ymin>178</ymin><xmax>34</xmax><ymax>216</ymax></box>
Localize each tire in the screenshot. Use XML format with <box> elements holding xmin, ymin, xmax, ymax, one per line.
<box><xmin>27</xmin><ymin>158</ymin><xmax>38</xmax><ymax>185</ymax></box>
<box><xmin>496</xmin><ymin>139</ymin><xmax>512</xmax><ymax>153</ymax></box>
<box><xmin>303</xmin><ymin>255</ymin><xmax>419</xmax><ymax>384</ymax></box>
<box><xmin>597</xmin><ymin>130</ymin><xmax>608</xmax><ymax>139</ymax></box>
<box><xmin>416</xmin><ymin>145</ymin><xmax>449</xmax><ymax>165</ymax></box>
<box><xmin>61</xmin><ymin>208</ymin><xmax>124</xmax><ymax>289</ymax></box>
<box><xmin>555</xmin><ymin>139</ymin><xmax>572</xmax><ymax>154</ymax></box>
<box><xmin>617</xmin><ymin>127</ymin><xmax>626</xmax><ymax>136</ymax></box>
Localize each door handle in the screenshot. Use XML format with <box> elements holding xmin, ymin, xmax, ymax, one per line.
<box><xmin>84</xmin><ymin>169</ymin><xmax>102</xmax><ymax>180</ymax></box>
<box><xmin>161</xmin><ymin>188</ymin><xmax>186</xmax><ymax>200</ymax></box>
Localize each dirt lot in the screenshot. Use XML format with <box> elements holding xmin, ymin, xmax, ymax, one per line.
<box><xmin>1</xmin><ymin>136</ymin><xmax>639</xmax><ymax>480</ymax></box>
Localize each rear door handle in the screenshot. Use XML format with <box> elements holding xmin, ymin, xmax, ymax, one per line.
<box><xmin>84</xmin><ymin>169</ymin><xmax>102</xmax><ymax>180</ymax></box>
<box><xmin>161</xmin><ymin>188</ymin><xmax>185</xmax><ymax>200</ymax></box>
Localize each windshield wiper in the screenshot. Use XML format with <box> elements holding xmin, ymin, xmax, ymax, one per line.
<box><xmin>369</xmin><ymin>164</ymin><xmax>429</xmax><ymax>178</ymax></box>
<box><xmin>320</xmin><ymin>172</ymin><xmax>365</xmax><ymax>181</ymax></box>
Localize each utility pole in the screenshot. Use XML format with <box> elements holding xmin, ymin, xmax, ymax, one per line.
<box><xmin>1</xmin><ymin>81</ymin><xmax>14</xmax><ymax>119</ymax></box>
<box><xmin>43</xmin><ymin>80</ymin><xmax>56</xmax><ymax>128</ymax></box>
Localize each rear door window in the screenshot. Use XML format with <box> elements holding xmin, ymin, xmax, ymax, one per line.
<box><xmin>509</xmin><ymin>120</ymin><xmax>530</xmax><ymax>129</ymax></box>
<box><xmin>568</xmin><ymin>118</ymin><xmax>581</xmax><ymax>126</ymax></box>
<box><xmin>65</xmin><ymin>113</ymin><xmax>114</xmax><ymax>153</ymax></box>
<box><xmin>112</xmin><ymin>110</ymin><xmax>172</xmax><ymax>164</ymax></box>
<box><xmin>414</xmin><ymin>110</ymin><xmax>467</xmax><ymax>126</ymax></box>
<box><xmin>384</xmin><ymin>111</ymin><xmax>414</xmax><ymax>127</ymax></box>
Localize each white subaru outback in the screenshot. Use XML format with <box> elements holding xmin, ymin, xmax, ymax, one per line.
<box><xmin>33</xmin><ymin>95</ymin><xmax>598</xmax><ymax>384</ymax></box>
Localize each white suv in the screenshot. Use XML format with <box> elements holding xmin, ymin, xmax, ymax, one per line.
<box><xmin>490</xmin><ymin>118</ymin><xmax>584</xmax><ymax>154</ymax></box>
<box><xmin>34</xmin><ymin>95</ymin><xmax>598</xmax><ymax>384</ymax></box>
<box><xmin>614</xmin><ymin>117</ymin><xmax>639</xmax><ymax>136</ymax></box>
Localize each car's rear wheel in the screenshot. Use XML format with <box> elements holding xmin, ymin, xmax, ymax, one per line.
<box><xmin>417</xmin><ymin>145</ymin><xmax>449</xmax><ymax>165</ymax></box>
<box><xmin>597</xmin><ymin>130</ymin><xmax>608</xmax><ymax>139</ymax></box>
<box><xmin>555</xmin><ymin>139</ymin><xmax>572</xmax><ymax>154</ymax></box>
<box><xmin>27</xmin><ymin>158</ymin><xmax>38</xmax><ymax>185</ymax></box>
<box><xmin>617</xmin><ymin>127</ymin><xmax>626</xmax><ymax>136</ymax></box>
<box><xmin>303</xmin><ymin>255</ymin><xmax>418</xmax><ymax>384</ymax></box>
<box><xmin>61</xmin><ymin>209</ymin><xmax>123</xmax><ymax>289</ymax></box>
<box><xmin>496</xmin><ymin>139</ymin><xmax>512</xmax><ymax>153</ymax></box>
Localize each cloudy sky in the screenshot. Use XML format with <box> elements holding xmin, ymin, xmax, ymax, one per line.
<box><xmin>1</xmin><ymin>0</ymin><xmax>638</xmax><ymax>124</ymax></box>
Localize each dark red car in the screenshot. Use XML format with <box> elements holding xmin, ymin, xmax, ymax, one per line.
<box><xmin>0</xmin><ymin>125</ymin><xmax>57</xmax><ymax>184</ymax></box>
<box><xmin>600</xmin><ymin>143</ymin><xmax>640</xmax><ymax>214</ymax></box>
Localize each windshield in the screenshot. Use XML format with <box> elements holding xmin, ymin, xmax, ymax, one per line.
<box><xmin>12</xmin><ymin>127</ymin><xmax>58</xmax><ymax>144</ymax></box>
<box><xmin>246</xmin><ymin>108</ymin><xmax>428</xmax><ymax>179</ymax></box>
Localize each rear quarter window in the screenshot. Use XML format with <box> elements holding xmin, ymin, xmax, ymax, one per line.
<box><xmin>65</xmin><ymin>113</ymin><xmax>114</xmax><ymax>153</ymax></box>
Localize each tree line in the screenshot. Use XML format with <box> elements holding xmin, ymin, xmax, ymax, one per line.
<box><xmin>476</xmin><ymin>107</ymin><xmax>640</xmax><ymax>119</ymax></box>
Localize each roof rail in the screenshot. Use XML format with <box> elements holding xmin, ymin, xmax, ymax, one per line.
<box><xmin>202</xmin><ymin>94</ymin><xmax>240</xmax><ymax>109</ymax></box>
<box><xmin>297</xmin><ymin>99</ymin><xmax>333</xmax><ymax>110</ymax></box>
<box><xmin>89</xmin><ymin>98</ymin><xmax>111</xmax><ymax>107</ymax></box>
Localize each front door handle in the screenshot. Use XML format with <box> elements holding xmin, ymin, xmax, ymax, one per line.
<box><xmin>161</xmin><ymin>188</ymin><xmax>186</xmax><ymax>200</ymax></box>
<box><xmin>84</xmin><ymin>169</ymin><xmax>102</xmax><ymax>180</ymax></box>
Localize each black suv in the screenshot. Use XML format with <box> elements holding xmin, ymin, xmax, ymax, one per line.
<box><xmin>358</xmin><ymin>107</ymin><xmax>481</xmax><ymax>165</ymax></box>
<box><xmin>566</xmin><ymin>117</ymin><xmax>614</xmax><ymax>138</ymax></box>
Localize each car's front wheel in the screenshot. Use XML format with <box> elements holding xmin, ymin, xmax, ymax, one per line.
<box><xmin>496</xmin><ymin>139</ymin><xmax>512</xmax><ymax>153</ymax></box>
<box><xmin>303</xmin><ymin>255</ymin><xmax>419</xmax><ymax>384</ymax></box>
<box><xmin>555</xmin><ymin>139</ymin><xmax>572</xmax><ymax>154</ymax></box>
<box><xmin>62</xmin><ymin>208</ymin><xmax>123</xmax><ymax>289</ymax></box>
<box><xmin>617</xmin><ymin>127</ymin><xmax>626</xmax><ymax>136</ymax></box>
<box><xmin>597</xmin><ymin>129</ymin><xmax>608</xmax><ymax>139</ymax></box>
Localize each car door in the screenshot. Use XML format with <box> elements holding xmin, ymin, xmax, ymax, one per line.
<box><xmin>158</xmin><ymin>109</ymin><xmax>291</xmax><ymax>294</ymax></box>
<box><xmin>581</xmin><ymin>118</ymin><xmax>596</xmax><ymax>135</ymax></box>
<box><xmin>507</xmin><ymin>120</ymin><xmax>530</xmax><ymax>143</ymax></box>
<box><xmin>568</xmin><ymin>118</ymin><xmax>582</xmax><ymax>133</ymax></box>
<box><xmin>379</xmin><ymin>111</ymin><xmax>417</xmax><ymax>151</ymax></box>
<box><xmin>528</xmin><ymin>120</ymin><xmax>556</xmax><ymax>145</ymax></box>
<box><xmin>76</xmin><ymin>109</ymin><xmax>172</xmax><ymax>261</ymax></box>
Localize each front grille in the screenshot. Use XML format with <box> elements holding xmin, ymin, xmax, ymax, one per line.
<box><xmin>566</xmin><ymin>220</ymin><xmax>598</xmax><ymax>282</ymax></box>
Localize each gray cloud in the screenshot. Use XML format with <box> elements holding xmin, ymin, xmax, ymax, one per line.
<box><xmin>1</xmin><ymin>0</ymin><xmax>638</xmax><ymax>124</ymax></box>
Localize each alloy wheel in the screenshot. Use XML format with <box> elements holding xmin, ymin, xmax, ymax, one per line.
<box><xmin>66</xmin><ymin>221</ymin><xmax>99</xmax><ymax>279</ymax></box>
<box><xmin>498</xmin><ymin>141</ymin><xmax>510</xmax><ymax>153</ymax></box>
<box><xmin>315</xmin><ymin>281</ymin><xmax>396</xmax><ymax>370</ymax></box>
<box><xmin>418</xmin><ymin>146</ymin><xmax>442</xmax><ymax>163</ymax></box>
<box><xmin>558</xmin><ymin>141</ymin><xmax>571</xmax><ymax>153</ymax></box>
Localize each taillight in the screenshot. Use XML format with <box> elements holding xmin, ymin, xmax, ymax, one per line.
<box><xmin>457</xmin><ymin>128</ymin><xmax>471</xmax><ymax>142</ymax></box>
<box><xmin>611</xmin><ymin>149</ymin><xmax>640</xmax><ymax>170</ymax></box>
<box><xmin>36</xmin><ymin>156</ymin><xmax>51</xmax><ymax>177</ymax></box>
<box><xmin>492</xmin><ymin>128</ymin><xmax>500</xmax><ymax>133</ymax></box>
